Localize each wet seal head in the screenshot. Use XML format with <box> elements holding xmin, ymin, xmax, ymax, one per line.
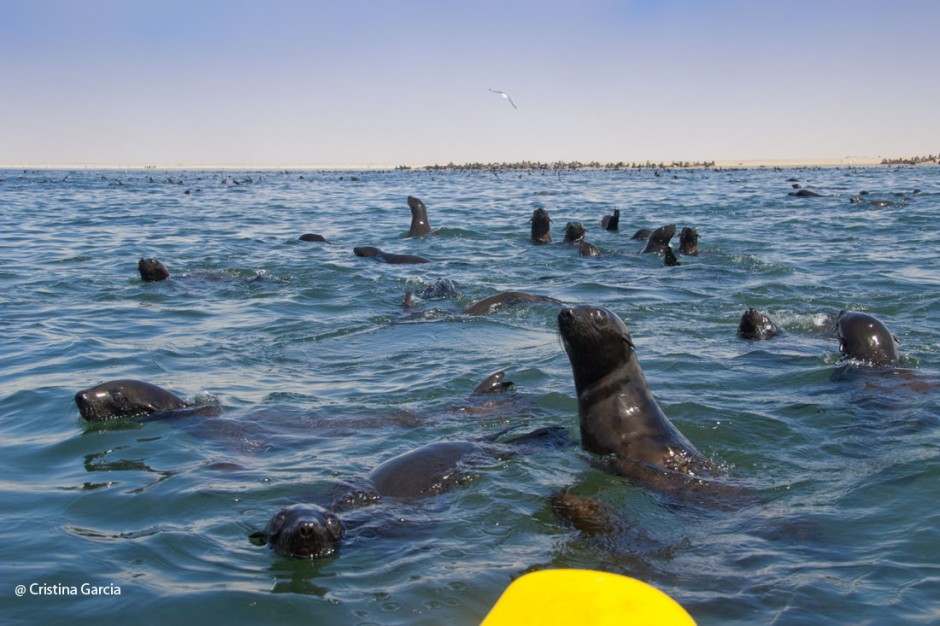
<box><xmin>738</xmin><ymin>308</ymin><xmax>779</xmax><ymax>340</ymax></box>
<box><xmin>601</xmin><ymin>209</ymin><xmax>620</xmax><ymax>231</ymax></box>
<box><xmin>641</xmin><ymin>224</ymin><xmax>676</xmax><ymax>254</ymax></box>
<box><xmin>138</xmin><ymin>258</ymin><xmax>170</xmax><ymax>282</ymax></box>
<box><xmin>250</xmin><ymin>504</ymin><xmax>346</xmax><ymax>559</ymax></box>
<box><xmin>75</xmin><ymin>379</ymin><xmax>187</xmax><ymax>421</ymax></box>
<box><xmin>563</xmin><ymin>222</ymin><xmax>586</xmax><ymax>243</ymax></box>
<box><xmin>530</xmin><ymin>208</ymin><xmax>552</xmax><ymax>243</ymax></box>
<box><xmin>679</xmin><ymin>227</ymin><xmax>699</xmax><ymax>255</ymax></box>
<box><xmin>835</xmin><ymin>309</ymin><xmax>901</xmax><ymax>366</ymax></box>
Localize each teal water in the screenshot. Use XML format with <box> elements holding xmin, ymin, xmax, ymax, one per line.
<box><xmin>0</xmin><ymin>167</ymin><xmax>937</xmax><ymax>625</ymax></box>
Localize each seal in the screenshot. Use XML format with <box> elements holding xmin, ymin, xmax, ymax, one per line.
<box><xmin>75</xmin><ymin>379</ymin><xmax>188</xmax><ymax>421</ymax></box>
<box><xmin>641</xmin><ymin>224</ymin><xmax>676</xmax><ymax>254</ymax></box>
<box><xmin>138</xmin><ymin>258</ymin><xmax>170</xmax><ymax>282</ymax></box>
<box><xmin>630</xmin><ymin>228</ymin><xmax>652</xmax><ymax>240</ymax></box>
<box><xmin>299</xmin><ymin>233</ymin><xmax>330</xmax><ymax>243</ymax></box>
<box><xmin>578</xmin><ymin>241</ymin><xmax>601</xmax><ymax>257</ymax></box>
<box><xmin>738</xmin><ymin>308</ymin><xmax>779</xmax><ymax>339</ymax></box>
<box><xmin>464</xmin><ymin>291</ymin><xmax>562</xmax><ymax>315</ymax></box>
<box><xmin>835</xmin><ymin>309</ymin><xmax>901</xmax><ymax>366</ymax></box>
<box><xmin>473</xmin><ymin>370</ymin><xmax>515</xmax><ymax>394</ymax></box>
<box><xmin>663</xmin><ymin>245</ymin><xmax>680</xmax><ymax>267</ymax></box>
<box><xmin>557</xmin><ymin>305</ymin><xmax>716</xmax><ymax>479</ymax></box>
<box><xmin>354</xmin><ymin>246</ymin><xmax>430</xmax><ymax>264</ymax></box>
<box><xmin>249</xmin><ymin>504</ymin><xmax>345</xmax><ymax>559</ymax></box>
<box><xmin>679</xmin><ymin>227</ymin><xmax>699</xmax><ymax>255</ymax></box>
<box><xmin>407</xmin><ymin>195</ymin><xmax>432</xmax><ymax>237</ymax></box>
<box><xmin>252</xmin><ymin>426</ymin><xmax>568</xmax><ymax>559</ymax></box>
<box><xmin>563</xmin><ymin>222</ymin><xmax>586</xmax><ymax>244</ymax></box>
<box><xmin>788</xmin><ymin>189</ymin><xmax>822</xmax><ymax>198</ymax></box>
<box><xmin>601</xmin><ymin>209</ymin><xmax>620</xmax><ymax>231</ymax></box>
<box><xmin>530</xmin><ymin>208</ymin><xmax>552</xmax><ymax>243</ymax></box>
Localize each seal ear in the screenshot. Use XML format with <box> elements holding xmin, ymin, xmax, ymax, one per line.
<box><xmin>892</xmin><ymin>334</ymin><xmax>900</xmax><ymax>345</ymax></box>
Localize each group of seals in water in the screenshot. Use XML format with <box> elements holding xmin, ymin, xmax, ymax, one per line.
<box><xmin>108</xmin><ymin>190</ymin><xmax>910</xmax><ymax>560</ymax></box>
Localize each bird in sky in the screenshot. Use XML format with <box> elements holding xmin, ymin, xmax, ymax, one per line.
<box><xmin>489</xmin><ymin>89</ymin><xmax>517</xmax><ymax>109</ymax></box>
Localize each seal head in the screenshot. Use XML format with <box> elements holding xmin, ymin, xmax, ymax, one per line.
<box><xmin>530</xmin><ymin>208</ymin><xmax>552</xmax><ymax>243</ymax></box>
<box><xmin>835</xmin><ymin>310</ymin><xmax>901</xmax><ymax>366</ymax></box>
<box><xmin>407</xmin><ymin>196</ymin><xmax>432</xmax><ymax>237</ymax></box>
<box><xmin>251</xmin><ymin>504</ymin><xmax>345</xmax><ymax>559</ymax></box>
<box><xmin>138</xmin><ymin>258</ymin><xmax>170</xmax><ymax>282</ymax></box>
<box><xmin>75</xmin><ymin>379</ymin><xmax>187</xmax><ymax>421</ymax></box>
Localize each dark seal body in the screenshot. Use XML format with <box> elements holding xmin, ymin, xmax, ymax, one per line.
<box><xmin>835</xmin><ymin>310</ymin><xmax>901</xmax><ymax>366</ymax></box>
<box><xmin>738</xmin><ymin>308</ymin><xmax>779</xmax><ymax>340</ymax></box>
<box><xmin>354</xmin><ymin>246</ymin><xmax>430</xmax><ymax>264</ymax></box>
<box><xmin>601</xmin><ymin>209</ymin><xmax>620</xmax><ymax>231</ymax></box>
<box><xmin>663</xmin><ymin>246</ymin><xmax>680</xmax><ymax>267</ymax></box>
<box><xmin>407</xmin><ymin>196</ymin><xmax>432</xmax><ymax>237</ymax></box>
<box><xmin>75</xmin><ymin>379</ymin><xmax>188</xmax><ymax>421</ymax></box>
<box><xmin>578</xmin><ymin>241</ymin><xmax>601</xmax><ymax>257</ymax></box>
<box><xmin>138</xmin><ymin>258</ymin><xmax>170</xmax><ymax>282</ymax></box>
<box><xmin>299</xmin><ymin>233</ymin><xmax>329</xmax><ymax>243</ymax></box>
<box><xmin>789</xmin><ymin>189</ymin><xmax>822</xmax><ymax>198</ymax></box>
<box><xmin>630</xmin><ymin>228</ymin><xmax>652</xmax><ymax>240</ymax></box>
<box><xmin>557</xmin><ymin>305</ymin><xmax>714</xmax><ymax>477</ymax></box>
<box><xmin>641</xmin><ymin>224</ymin><xmax>676</xmax><ymax>254</ymax></box>
<box><xmin>464</xmin><ymin>291</ymin><xmax>562</xmax><ymax>315</ymax></box>
<box><xmin>530</xmin><ymin>208</ymin><xmax>552</xmax><ymax>243</ymax></box>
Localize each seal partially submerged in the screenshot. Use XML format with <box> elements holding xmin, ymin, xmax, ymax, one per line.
<box><xmin>530</xmin><ymin>208</ymin><xmax>552</xmax><ymax>243</ymax></box>
<box><xmin>354</xmin><ymin>246</ymin><xmax>430</xmax><ymax>264</ymax></box>
<box><xmin>835</xmin><ymin>309</ymin><xmax>901</xmax><ymax>366</ymax></box>
<box><xmin>601</xmin><ymin>209</ymin><xmax>620</xmax><ymax>231</ymax></box>
<box><xmin>738</xmin><ymin>308</ymin><xmax>780</xmax><ymax>340</ymax></box>
<box><xmin>679</xmin><ymin>227</ymin><xmax>699</xmax><ymax>255</ymax></box>
<box><xmin>641</xmin><ymin>224</ymin><xmax>676</xmax><ymax>254</ymax></box>
<box><xmin>138</xmin><ymin>258</ymin><xmax>170</xmax><ymax>282</ymax></box>
<box><xmin>406</xmin><ymin>195</ymin><xmax>432</xmax><ymax>237</ymax></box>
<box><xmin>464</xmin><ymin>291</ymin><xmax>562</xmax><ymax>315</ymax></box>
<box><xmin>557</xmin><ymin>305</ymin><xmax>716</xmax><ymax>482</ymax></box>
<box><xmin>75</xmin><ymin>379</ymin><xmax>190</xmax><ymax>421</ymax></box>
<box><xmin>251</xmin><ymin>426</ymin><xmax>567</xmax><ymax>559</ymax></box>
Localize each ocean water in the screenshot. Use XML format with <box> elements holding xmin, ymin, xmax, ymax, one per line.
<box><xmin>0</xmin><ymin>166</ymin><xmax>937</xmax><ymax>625</ymax></box>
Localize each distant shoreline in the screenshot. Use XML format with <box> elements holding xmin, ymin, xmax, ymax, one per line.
<box><xmin>1</xmin><ymin>156</ymin><xmax>936</xmax><ymax>171</ymax></box>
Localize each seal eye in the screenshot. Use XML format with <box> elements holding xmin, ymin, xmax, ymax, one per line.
<box><xmin>590</xmin><ymin>309</ymin><xmax>609</xmax><ymax>326</ymax></box>
<box><xmin>110</xmin><ymin>391</ymin><xmax>127</xmax><ymax>406</ymax></box>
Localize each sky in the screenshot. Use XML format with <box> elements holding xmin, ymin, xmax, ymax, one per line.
<box><xmin>1</xmin><ymin>0</ymin><xmax>937</xmax><ymax>167</ymax></box>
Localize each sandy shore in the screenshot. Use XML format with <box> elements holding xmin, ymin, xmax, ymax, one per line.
<box><xmin>2</xmin><ymin>156</ymin><xmax>933</xmax><ymax>170</ymax></box>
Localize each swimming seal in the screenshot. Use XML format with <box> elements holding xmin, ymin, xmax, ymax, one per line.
<box><xmin>530</xmin><ymin>208</ymin><xmax>552</xmax><ymax>243</ymax></box>
<box><xmin>641</xmin><ymin>224</ymin><xmax>676</xmax><ymax>254</ymax></box>
<box><xmin>354</xmin><ymin>246</ymin><xmax>430</xmax><ymax>264</ymax></box>
<box><xmin>464</xmin><ymin>291</ymin><xmax>562</xmax><ymax>315</ymax></box>
<box><xmin>563</xmin><ymin>222</ymin><xmax>586</xmax><ymax>243</ymax></box>
<box><xmin>75</xmin><ymin>379</ymin><xmax>188</xmax><ymax>421</ymax></box>
<box><xmin>557</xmin><ymin>305</ymin><xmax>715</xmax><ymax>479</ymax></box>
<box><xmin>249</xmin><ymin>504</ymin><xmax>345</xmax><ymax>559</ymax></box>
<box><xmin>835</xmin><ymin>309</ymin><xmax>901</xmax><ymax>366</ymax></box>
<box><xmin>601</xmin><ymin>209</ymin><xmax>620</xmax><ymax>231</ymax></box>
<box><xmin>679</xmin><ymin>227</ymin><xmax>699</xmax><ymax>255</ymax></box>
<box><xmin>138</xmin><ymin>258</ymin><xmax>170</xmax><ymax>282</ymax></box>
<box><xmin>407</xmin><ymin>196</ymin><xmax>432</xmax><ymax>237</ymax></box>
<box><xmin>578</xmin><ymin>241</ymin><xmax>601</xmax><ymax>257</ymax></box>
<box><xmin>472</xmin><ymin>370</ymin><xmax>515</xmax><ymax>394</ymax></box>
<box><xmin>738</xmin><ymin>308</ymin><xmax>779</xmax><ymax>340</ymax></box>
<box><xmin>663</xmin><ymin>246</ymin><xmax>680</xmax><ymax>267</ymax></box>
<box><xmin>630</xmin><ymin>228</ymin><xmax>652</xmax><ymax>240</ymax></box>
<box><xmin>299</xmin><ymin>233</ymin><xmax>330</xmax><ymax>243</ymax></box>
<box><xmin>252</xmin><ymin>426</ymin><xmax>568</xmax><ymax>559</ymax></box>
<box><xmin>788</xmin><ymin>189</ymin><xmax>822</xmax><ymax>198</ymax></box>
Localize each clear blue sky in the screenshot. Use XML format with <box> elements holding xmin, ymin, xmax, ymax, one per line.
<box><xmin>1</xmin><ymin>0</ymin><xmax>937</xmax><ymax>166</ymax></box>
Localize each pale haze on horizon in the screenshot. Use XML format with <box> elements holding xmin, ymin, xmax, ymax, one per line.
<box><xmin>1</xmin><ymin>0</ymin><xmax>937</xmax><ymax>167</ymax></box>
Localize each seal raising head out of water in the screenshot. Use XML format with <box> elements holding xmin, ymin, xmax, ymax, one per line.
<box><xmin>835</xmin><ymin>309</ymin><xmax>901</xmax><ymax>366</ymax></box>
<box><xmin>641</xmin><ymin>224</ymin><xmax>676</xmax><ymax>254</ymax></box>
<box><xmin>557</xmin><ymin>305</ymin><xmax>715</xmax><ymax>479</ymax></box>
<box><xmin>138</xmin><ymin>258</ymin><xmax>170</xmax><ymax>282</ymax></box>
<box><xmin>249</xmin><ymin>504</ymin><xmax>345</xmax><ymax>559</ymax></box>
<box><xmin>738</xmin><ymin>308</ymin><xmax>779</xmax><ymax>340</ymax></box>
<box><xmin>75</xmin><ymin>379</ymin><xmax>188</xmax><ymax>421</ymax></box>
<box><xmin>407</xmin><ymin>196</ymin><xmax>432</xmax><ymax>237</ymax></box>
<box><xmin>530</xmin><ymin>208</ymin><xmax>552</xmax><ymax>243</ymax></box>
<box><xmin>601</xmin><ymin>209</ymin><xmax>620</xmax><ymax>231</ymax></box>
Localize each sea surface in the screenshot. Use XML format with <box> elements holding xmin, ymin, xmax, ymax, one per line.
<box><xmin>0</xmin><ymin>166</ymin><xmax>937</xmax><ymax>625</ymax></box>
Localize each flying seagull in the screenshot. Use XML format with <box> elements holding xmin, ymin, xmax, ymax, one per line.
<box><xmin>489</xmin><ymin>89</ymin><xmax>517</xmax><ymax>109</ymax></box>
